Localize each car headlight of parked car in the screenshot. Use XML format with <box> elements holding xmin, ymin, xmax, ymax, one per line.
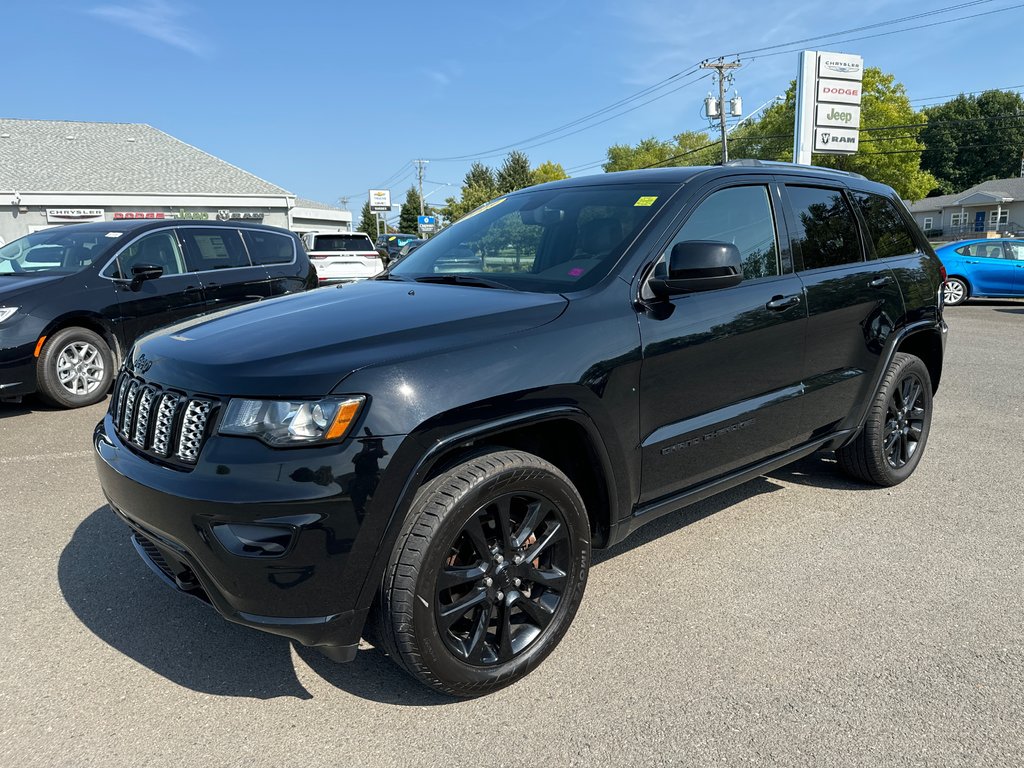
<box><xmin>0</xmin><ymin>307</ymin><xmax>18</xmax><ymax>323</ymax></box>
<box><xmin>219</xmin><ymin>395</ymin><xmax>365</xmax><ymax>446</ymax></box>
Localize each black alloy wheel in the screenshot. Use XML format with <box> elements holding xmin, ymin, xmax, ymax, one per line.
<box><xmin>837</xmin><ymin>352</ymin><xmax>933</xmax><ymax>487</ymax></box>
<box><xmin>883</xmin><ymin>372</ymin><xmax>926</xmax><ymax>470</ymax></box>
<box><xmin>436</xmin><ymin>491</ymin><xmax>571</xmax><ymax>665</ymax></box>
<box><xmin>374</xmin><ymin>450</ymin><xmax>590</xmax><ymax>697</ymax></box>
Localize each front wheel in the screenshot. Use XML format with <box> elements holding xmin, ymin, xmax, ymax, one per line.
<box><xmin>35</xmin><ymin>327</ymin><xmax>115</xmax><ymax>408</ymax></box>
<box><xmin>374</xmin><ymin>450</ymin><xmax>590</xmax><ymax>697</ymax></box>
<box><xmin>837</xmin><ymin>352</ymin><xmax>933</xmax><ymax>486</ymax></box>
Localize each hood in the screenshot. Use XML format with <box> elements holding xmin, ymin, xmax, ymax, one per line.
<box><xmin>130</xmin><ymin>279</ymin><xmax>568</xmax><ymax>396</ymax></box>
<box><xmin>0</xmin><ymin>274</ymin><xmax>67</xmax><ymax>305</ymax></box>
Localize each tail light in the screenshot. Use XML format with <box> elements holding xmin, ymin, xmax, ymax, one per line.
<box><xmin>938</xmin><ymin>264</ymin><xmax>947</xmax><ymax>282</ymax></box>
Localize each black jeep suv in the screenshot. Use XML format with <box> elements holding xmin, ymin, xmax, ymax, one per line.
<box><xmin>0</xmin><ymin>219</ymin><xmax>315</xmax><ymax>408</ymax></box>
<box><xmin>94</xmin><ymin>163</ymin><xmax>946</xmax><ymax>697</ymax></box>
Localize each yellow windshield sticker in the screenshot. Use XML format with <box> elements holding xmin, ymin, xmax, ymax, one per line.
<box><xmin>388</xmin><ymin>236</ymin><xmax>396</xmax><ymax>241</ymax></box>
<box><xmin>461</xmin><ymin>197</ymin><xmax>506</xmax><ymax>222</ymax></box>
<box><xmin>634</xmin><ymin>196</ymin><xmax>658</xmax><ymax>207</ymax></box>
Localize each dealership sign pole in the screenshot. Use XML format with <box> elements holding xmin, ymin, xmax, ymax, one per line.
<box><xmin>793</xmin><ymin>51</ymin><xmax>863</xmax><ymax>165</ymax></box>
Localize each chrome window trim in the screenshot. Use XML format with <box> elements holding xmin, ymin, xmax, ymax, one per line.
<box><xmin>98</xmin><ymin>225</ymin><xmax>297</xmax><ymax>282</ymax></box>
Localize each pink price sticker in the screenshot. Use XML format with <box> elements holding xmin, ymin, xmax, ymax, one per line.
<box><xmin>568</xmin><ymin>267</ymin><xmax>585</xmax><ymax>277</ymax></box>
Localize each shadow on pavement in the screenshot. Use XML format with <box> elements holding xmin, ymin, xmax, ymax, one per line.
<box><xmin>58</xmin><ymin>506</ymin><xmax>450</xmax><ymax>704</ymax></box>
<box><xmin>766</xmin><ymin>451</ymin><xmax>872</xmax><ymax>491</ymax></box>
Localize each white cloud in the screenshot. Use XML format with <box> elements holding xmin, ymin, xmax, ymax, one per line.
<box><xmin>88</xmin><ymin>0</ymin><xmax>208</xmax><ymax>57</ymax></box>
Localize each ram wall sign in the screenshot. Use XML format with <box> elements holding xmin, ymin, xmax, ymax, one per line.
<box><xmin>794</xmin><ymin>50</ymin><xmax>864</xmax><ymax>162</ymax></box>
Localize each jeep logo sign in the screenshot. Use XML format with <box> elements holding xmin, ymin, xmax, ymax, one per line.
<box><xmin>816</xmin><ymin>104</ymin><xmax>861</xmax><ymax>128</ymax></box>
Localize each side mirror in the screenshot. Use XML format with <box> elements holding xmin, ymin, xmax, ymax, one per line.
<box><xmin>129</xmin><ymin>263</ymin><xmax>163</xmax><ymax>290</ymax></box>
<box><xmin>649</xmin><ymin>240</ymin><xmax>743</xmax><ymax>298</ymax></box>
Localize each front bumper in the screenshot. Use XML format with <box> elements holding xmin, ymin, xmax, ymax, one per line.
<box><xmin>93</xmin><ymin>413</ymin><xmax>406</xmax><ymax>659</ymax></box>
<box><xmin>0</xmin><ymin>344</ymin><xmax>37</xmax><ymax>398</ymax></box>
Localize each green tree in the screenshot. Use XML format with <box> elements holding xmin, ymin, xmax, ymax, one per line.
<box><xmin>729</xmin><ymin>67</ymin><xmax>936</xmax><ymax>200</ymax></box>
<box><xmin>399</xmin><ymin>186</ymin><xmax>425</xmax><ymax>233</ymax></box>
<box><xmin>603</xmin><ymin>130</ymin><xmax>718</xmax><ymax>172</ymax></box>
<box><xmin>531</xmin><ymin>160</ymin><xmax>568</xmax><ymax>186</ymax></box>
<box><xmin>357</xmin><ymin>200</ymin><xmax>377</xmax><ymax>236</ymax></box>
<box><xmin>496</xmin><ymin>150</ymin><xmax>534</xmax><ymax>194</ymax></box>
<box><xmin>920</xmin><ymin>90</ymin><xmax>1024</xmax><ymax>193</ymax></box>
<box><xmin>442</xmin><ymin>162</ymin><xmax>499</xmax><ymax>223</ymax></box>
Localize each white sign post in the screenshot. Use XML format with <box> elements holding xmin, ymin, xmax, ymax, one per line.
<box><xmin>793</xmin><ymin>51</ymin><xmax>864</xmax><ymax>164</ymax></box>
<box><xmin>368</xmin><ymin>189</ymin><xmax>391</xmax><ymax>212</ymax></box>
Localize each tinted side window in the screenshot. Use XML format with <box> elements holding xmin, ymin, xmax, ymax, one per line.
<box><xmin>852</xmin><ymin>192</ymin><xmax>917</xmax><ymax>259</ymax></box>
<box><xmin>179</xmin><ymin>228</ymin><xmax>250</xmax><ymax>271</ymax></box>
<box><xmin>242</xmin><ymin>230</ymin><xmax>296</xmax><ymax>265</ymax></box>
<box><xmin>113</xmin><ymin>232</ymin><xmax>186</xmax><ymax>277</ymax></box>
<box><xmin>958</xmin><ymin>242</ymin><xmax>1008</xmax><ymax>259</ymax></box>
<box><xmin>787</xmin><ymin>186</ymin><xmax>862</xmax><ymax>270</ymax></box>
<box><xmin>1005</xmin><ymin>241</ymin><xmax>1024</xmax><ymax>260</ymax></box>
<box><xmin>665</xmin><ymin>185</ymin><xmax>780</xmax><ymax>280</ymax></box>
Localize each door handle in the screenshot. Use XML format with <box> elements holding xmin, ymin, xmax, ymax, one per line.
<box><xmin>868</xmin><ymin>275</ymin><xmax>893</xmax><ymax>288</ymax></box>
<box><xmin>766</xmin><ymin>294</ymin><xmax>801</xmax><ymax>311</ymax></box>
<box><xmin>965</xmin><ymin>260</ymin><xmax>980</xmax><ymax>264</ymax></box>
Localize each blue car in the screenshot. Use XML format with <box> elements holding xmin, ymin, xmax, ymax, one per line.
<box><xmin>934</xmin><ymin>238</ymin><xmax>1024</xmax><ymax>305</ymax></box>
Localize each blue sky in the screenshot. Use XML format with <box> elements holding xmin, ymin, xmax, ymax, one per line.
<box><xmin>6</xmin><ymin>1</ymin><xmax>1023</xmax><ymax>217</ymax></box>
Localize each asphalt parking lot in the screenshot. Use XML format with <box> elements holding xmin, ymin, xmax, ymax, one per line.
<box><xmin>1</xmin><ymin>300</ymin><xmax>1022</xmax><ymax>767</ymax></box>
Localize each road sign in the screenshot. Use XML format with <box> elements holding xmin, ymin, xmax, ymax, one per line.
<box><xmin>417</xmin><ymin>215</ymin><xmax>436</xmax><ymax>226</ymax></box>
<box><xmin>369</xmin><ymin>189</ymin><xmax>391</xmax><ymax>212</ymax></box>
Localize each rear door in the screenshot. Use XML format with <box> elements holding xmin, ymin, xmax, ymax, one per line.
<box><xmin>637</xmin><ymin>180</ymin><xmax>807</xmax><ymax>503</ymax></box>
<box><xmin>178</xmin><ymin>226</ymin><xmax>271</xmax><ymax>309</ymax></box>
<box><xmin>955</xmin><ymin>241</ymin><xmax>1019</xmax><ymax>295</ymax></box>
<box><xmin>1003</xmin><ymin>240</ymin><xmax>1024</xmax><ymax>293</ymax></box>
<box><xmin>240</xmin><ymin>228</ymin><xmax>306</xmax><ymax>296</ymax></box>
<box><xmin>780</xmin><ymin>183</ymin><xmax>904</xmax><ymax>437</ymax></box>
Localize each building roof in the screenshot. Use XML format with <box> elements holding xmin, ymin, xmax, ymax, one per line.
<box><xmin>0</xmin><ymin>118</ymin><xmax>290</xmax><ymax>196</ymax></box>
<box><xmin>294</xmin><ymin>196</ymin><xmax>343</xmax><ymax>211</ymax></box>
<box><xmin>907</xmin><ymin>177</ymin><xmax>1024</xmax><ymax>212</ymax></box>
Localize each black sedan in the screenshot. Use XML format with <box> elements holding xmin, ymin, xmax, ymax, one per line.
<box><xmin>0</xmin><ymin>219</ymin><xmax>315</xmax><ymax>408</ymax></box>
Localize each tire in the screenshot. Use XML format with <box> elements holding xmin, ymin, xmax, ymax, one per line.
<box><xmin>837</xmin><ymin>352</ymin><xmax>933</xmax><ymax>487</ymax></box>
<box><xmin>374</xmin><ymin>450</ymin><xmax>591</xmax><ymax>697</ymax></box>
<box><xmin>943</xmin><ymin>276</ymin><xmax>969</xmax><ymax>306</ymax></box>
<box><xmin>35</xmin><ymin>327</ymin><xmax>115</xmax><ymax>408</ymax></box>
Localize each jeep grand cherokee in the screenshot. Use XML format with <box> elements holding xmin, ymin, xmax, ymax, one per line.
<box><xmin>94</xmin><ymin>163</ymin><xmax>946</xmax><ymax>697</ymax></box>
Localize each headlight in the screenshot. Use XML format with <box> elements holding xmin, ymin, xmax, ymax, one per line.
<box><xmin>219</xmin><ymin>396</ymin><xmax>365</xmax><ymax>446</ymax></box>
<box><xmin>0</xmin><ymin>307</ymin><xmax>17</xmax><ymax>323</ymax></box>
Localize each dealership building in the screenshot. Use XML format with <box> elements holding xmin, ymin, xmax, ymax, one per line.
<box><xmin>0</xmin><ymin>118</ymin><xmax>350</xmax><ymax>245</ymax></box>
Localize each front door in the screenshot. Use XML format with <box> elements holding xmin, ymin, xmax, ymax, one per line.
<box><xmin>178</xmin><ymin>226</ymin><xmax>272</xmax><ymax>311</ymax></box>
<box><xmin>109</xmin><ymin>230</ymin><xmax>208</xmax><ymax>343</ymax></box>
<box><xmin>974</xmin><ymin>211</ymin><xmax>986</xmax><ymax>233</ymax></box>
<box><xmin>637</xmin><ymin>183</ymin><xmax>807</xmax><ymax>505</ymax></box>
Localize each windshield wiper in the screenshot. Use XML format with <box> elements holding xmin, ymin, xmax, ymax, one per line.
<box><xmin>414</xmin><ymin>274</ymin><xmax>510</xmax><ymax>290</ymax></box>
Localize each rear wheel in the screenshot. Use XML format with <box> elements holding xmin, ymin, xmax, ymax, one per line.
<box><xmin>36</xmin><ymin>327</ymin><xmax>114</xmax><ymax>408</ymax></box>
<box><xmin>943</xmin><ymin>277</ymin><xmax>969</xmax><ymax>306</ymax></box>
<box><xmin>837</xmin><ymin>352</ymin><xmax>932</xmax><ymax>486</ymax></box>
<box><xmin>374</xmin><ymin>450</ymin><xmax>590</xmax><ymax>697</ymax></box>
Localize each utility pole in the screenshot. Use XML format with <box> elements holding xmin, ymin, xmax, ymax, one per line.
<box><xmin>414</xmin><ymin>159</ymin><xmax>429</xmax><ymax>216</ymax></box>
<box><xmin>338</xmin><ymin>196</ymin><xmax>349</xmax><ymax>210</ymax></box>
<box><xmin>701</xmin><ymin>58</ymin><xmax>741</xmax><ymax>164</ymax></box>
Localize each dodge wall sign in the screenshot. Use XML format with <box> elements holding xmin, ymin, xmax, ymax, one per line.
<box><xmin>369</xmin><ymin>189</ymin><xmax>391</xmax><ymax>212</ymax></box>
<box><xmin>46</xmin><ymin>208</ymin><xmax>104</xmax><ymax>223</ymax></box>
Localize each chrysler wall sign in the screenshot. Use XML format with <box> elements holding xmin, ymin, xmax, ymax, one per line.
<box><xmin>46</xmin><ymin>208</ymin><xmax>104</xmax><ymax>223</ymax></box>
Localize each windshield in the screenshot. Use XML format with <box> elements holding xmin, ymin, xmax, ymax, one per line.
<box><xmin>0</xmin><ymin>228</ymin><xmax>115</xmax><ymax>276</ymax></box>
<box><xmin>388</xmin><ymin>184</ymin><xmax>674</xmax><ymax>293</ymax></box>
<box><xmin>312</xmin><ymin>234</ymin><xmax>375</xmax><ymax>251</ymax></box>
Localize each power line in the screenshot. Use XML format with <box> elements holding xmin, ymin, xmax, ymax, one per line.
<box><xmin>910</xmin><ymin>84</ymin><xmax>1024</xmax><ymax>103</ymax></box>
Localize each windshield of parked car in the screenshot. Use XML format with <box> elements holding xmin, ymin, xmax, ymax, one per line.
<box><xmin>0</xmin><ymin>228</ymin><xmax>116</xmax><ymax>275</ymax></box>
<box><xmin>312</xmin><ymin>234</ymin><xmax>376</xmax><ymax>251</ymax></box>
<box><xmin>387</xmin><ymin>184</ymin><xmax>674</xmax><ymax>293</ymax></box>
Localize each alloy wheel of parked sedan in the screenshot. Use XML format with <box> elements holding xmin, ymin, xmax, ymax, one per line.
<box><xmin>56</xmin><ymin>341</ymin><xmax>106</xmax><ymax>396</ymax></box>
<box><xmin>943</xmin><ymin>277</ymin><xmax>968</xmax><ymax>306</ymax></box>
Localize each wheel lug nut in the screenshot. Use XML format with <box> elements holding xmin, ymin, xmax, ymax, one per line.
<box><xmin>496</xmin><ymin>591</ymin><xmax>504</xmax><ymax>601</ymax></box>
<box><xmin>484</xmin><ymin>577</ymin><xmax>493</xmax><ymax>587</ymax></box>
<box><xmin>495</xmin><ymin>554</ymin><xmax>504</xmax><ymax>564</ymax></box>
<box><xmin>514</xmin><ymin>578</ymin><xmax>521</xmax><ymax>587</ymax></box>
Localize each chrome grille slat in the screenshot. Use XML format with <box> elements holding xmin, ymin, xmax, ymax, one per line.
<box><xmin>114</xmin><ymin>374</ymin><xmax>130</xmax><ymax>427</ymax></box>
<box><xmin>132</xmin><ymin>387</ymin><xmax>156</xmax><ymax>447</ymax></box>
<box><xmin>151</xmin><ymin>393</ymin><xmax>181</xmax><ymax>457</ymax></box>
<box><xmin>176</xmin><ymin>399</ymin><xmax>212</xmax><ymax>464</ymax></box>
<box><xmin>121</xmin><ymin>380</ymin><xmax>141</xmax><ymax>436</ymax></box>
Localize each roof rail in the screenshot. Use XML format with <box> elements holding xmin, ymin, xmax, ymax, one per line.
<box><xmin>722</xmin><ymin>158</ymin><xmax>865</xmax><ymax>179</ymax></box>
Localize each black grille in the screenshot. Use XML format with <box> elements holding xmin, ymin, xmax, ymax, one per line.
<box><xmin>133</xmin><ymin>532</ymin><xmax>176</xmax><ymax>583</ymax></box>
<box><xmin>111</xmin><ymin>371</ymin><xmax>218</xmax><ymax>467</ymax></box>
